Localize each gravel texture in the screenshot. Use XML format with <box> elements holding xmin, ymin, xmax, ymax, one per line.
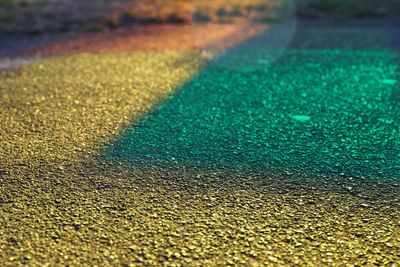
<box><xmin>0</xmin><ymin>51</ymin><xmax>205</xmax><ymax>170</ymax></box>
<box><xmin>0</xmin><ymin>21</ymin><xmax>399</xmax><ymax>266</ymax></box>
<box><xmin>105</xmin><ymin>48</ymin><xmax>400</xmax><ymax>180</ymax></box>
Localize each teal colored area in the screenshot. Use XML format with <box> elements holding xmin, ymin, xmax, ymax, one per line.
<box><xmin>382</xmin><ymin>78</ymin><xmax>398</xmax><ymax>85</ymax></box>
<box><xmin>291</xmin><ymin>115</ymin><xmax>311</xmax><ymax>122</ymax></box>
<box><xmin>103</xmin><ymin>47</ymin><xmax>400</xmax><ymax>180</ymax></box>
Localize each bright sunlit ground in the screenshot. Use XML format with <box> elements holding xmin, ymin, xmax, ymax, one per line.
<box><xmin>0</xmin><ymin>20</ymin><xmax>399</xmax><ymax>265</ymax></box>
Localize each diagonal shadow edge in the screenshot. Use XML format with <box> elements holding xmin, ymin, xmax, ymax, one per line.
<box><xmin>98</xmin><ymin>19</ymin><xmax>400</xmax><ymax>182</ymax></box>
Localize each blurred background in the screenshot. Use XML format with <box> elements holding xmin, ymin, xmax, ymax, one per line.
<box><xmin>1</xmin><ymin>0</ymin><xmax>399</xmax><ymax>33</ymax></box>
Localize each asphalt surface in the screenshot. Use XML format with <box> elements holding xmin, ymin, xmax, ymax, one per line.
<box><xmin>105</xmin><ymin>42</ymin><xmax>399</xmax><ymax>180</ymax></box>
<box><xmin>0</xmin><ymin>20</ymin><xmax>399</xmax><ymax>266</ymax></box>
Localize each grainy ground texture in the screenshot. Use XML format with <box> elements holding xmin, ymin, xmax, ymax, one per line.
<box><xmin>0</xmin><ymin>19</ymin><xmax>399</xmax><ymax>266</ymax></box>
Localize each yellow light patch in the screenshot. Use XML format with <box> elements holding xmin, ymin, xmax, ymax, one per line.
<box><xmin>0</xmin><ymin>52</ymin><xmax>206</xmax><ymax>168</ymax></box>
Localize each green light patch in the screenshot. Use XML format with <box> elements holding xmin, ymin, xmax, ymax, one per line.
<box><xmin>104</xmin><ymin>49</ymin><xmax>400</xmax><ymax>180</ymax></box>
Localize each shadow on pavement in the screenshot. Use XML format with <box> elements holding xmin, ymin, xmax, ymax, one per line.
<box><xmin>101</xmin><ymin>19</ymin><xmax>400</xmax><ymax>182</ymax></box>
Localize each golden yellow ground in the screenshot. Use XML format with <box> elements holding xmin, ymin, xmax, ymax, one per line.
<box><xmin>0</xmin><ymin>52</ymin><xmax>204</xmax><ymax>169</ymax></box>
<box><xmin>0</xmin><ymin>25</ymin><xmax>399</xmax><ymax>266</ymax></box>
<box><xmin>1</xmin><ymin>164</ymin><xmax>399</xmax><ymax>266</ymax></box>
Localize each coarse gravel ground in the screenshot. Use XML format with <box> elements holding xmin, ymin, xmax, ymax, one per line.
<box><xmin>0</xmin><ymin>20</ymin><xmax>399</xmax><ymax>266</ymax></box>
